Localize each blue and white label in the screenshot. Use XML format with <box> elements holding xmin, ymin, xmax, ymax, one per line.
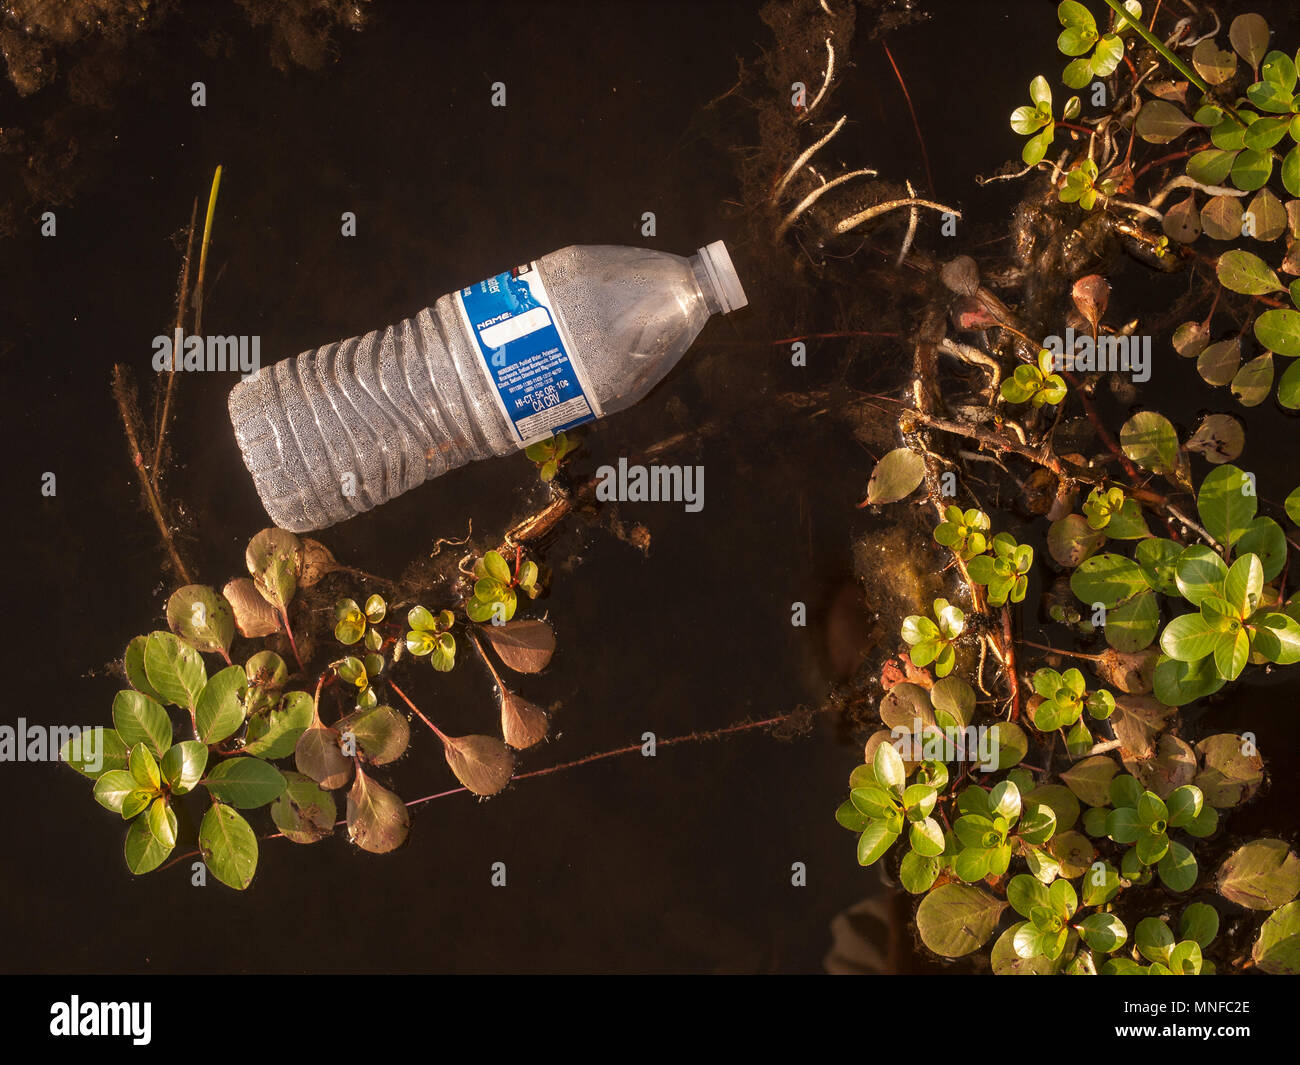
<box><xmin>457</xmin><ymin>263</ymin><xmax>599</xmax><ymax>446</ymax></box>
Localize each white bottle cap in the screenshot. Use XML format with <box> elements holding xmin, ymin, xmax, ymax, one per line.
<box><xmin>697</xmin><ymin>240</ymin><xmax>748</xmax><ymax>313</ymax></box>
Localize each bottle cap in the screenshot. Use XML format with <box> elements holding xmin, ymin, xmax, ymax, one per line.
<box><xmin>697</xmin><ymin>240</ymin><xmax>748</xmax><ymax>314</ymax></box>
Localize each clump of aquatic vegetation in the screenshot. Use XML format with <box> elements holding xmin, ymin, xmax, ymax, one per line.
<box><xmin>832</xmin><ymin>2</ymin><xmax>1300</xmax><ymax>974</ymax></box>
<box><xmin>63</xmin><ymin>526</ymin><xmax>557</xmax><ymax>889</ymax></box>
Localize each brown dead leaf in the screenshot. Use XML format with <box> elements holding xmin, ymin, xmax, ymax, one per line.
<box><xmin>300</xmin><ymin>538</ymin><xmax>342</xmax><ymax>587</ymax></box>
<box><xmin>1110</xmin><ymin>695</ymin><xmax>1176</xmax><ymax>761</ymax></box>
<box><xmin>481</xmin><ymin>619</ymin><xmax>556</xmax><ymax>673</ymax></box>
<box><xmin>500</xmin><ymin>690</ymin><xmax>549</xmax><ymax>749</ymax></box>
<box><xmin>443</xmin><ymin>733</ymin><xmax>515</xmax><ymax>796</ymax></box>
<box><xmin>222</xmin><ymin>578</ymin><xmax>282</xmax><ymax>638</ymax></box>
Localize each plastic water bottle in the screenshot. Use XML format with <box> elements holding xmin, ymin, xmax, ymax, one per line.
<box><xmin>227</xmin><ymin>241</ymin><xmax>747</xmax><ymax>532</ymax></box>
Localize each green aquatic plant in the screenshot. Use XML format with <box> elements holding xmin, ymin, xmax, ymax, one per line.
<box><xmin>1000</xmin><ymin>349</ymin><xmax>1067</xmax><ymax>408</ymax></box>
<box><xmin>467</xmin><ymin>547</ymin><xmax>542</xmax><ymax>623</ymax></box>
<box><xmin>334</xmin><ymin>593</ymin><xmax>387</xmax><ymax>650</ymax></box>
<box><xmin>405</xmin><ymin>606</ymin><xmax>457</xmax><ymax>671</ymax></box>
<box><xmin>524</xmin><ymin>431</ymin><xmax>580</xmax><ymax>482</ymax></box>
<box><xmin>64</xmin><ymin>526</ymin><xmax>559</xmax><ymax>890</ymax></box>
<box><xmin>901</xmin><ymin>598</ymin><xmax>965</xmax><ymax>677</ymax></box>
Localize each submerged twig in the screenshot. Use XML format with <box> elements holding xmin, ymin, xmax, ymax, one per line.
<box><xmin>774</xmin><ymin>166</ymin><xmax>877</xmax><ymax>239</ymax></box>
<box><xmin>151</xmin><ymin>199</ymin><xmax>196</xmax><ymax>488</ymax></box>
<box><xmin>152</xmin><ymin>165</ymin><xmax>222</xmax><ymax>492</ymax></box>
<box><xmin>771</xmin><ymin>115</ymin><xmax>846</xmax><ymax>205</ymax></box>
<box><xmin>834</xmin><ymin>196</ymin><xmax>959</xmax><ymax>235</ymax></box>
<box><xmin>896</xmin><ymin>180</ymin><xmax>920</xmax><ymax>266</ymax></box>
<box><xmin>796</xmin><ymin>38</ymin><xmax>835</xmax><ymax>125</ymax></box>
<box><xmin>112</xmin><ymin>365</ymin><xmax>192</xmax><ymax>584</ymax></box>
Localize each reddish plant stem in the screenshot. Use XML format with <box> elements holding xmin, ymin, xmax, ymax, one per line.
<box><xmin>407</xmin><ymin>712</ymin><xmax>804</xmax><ymax>807</ymax></box>
<box><xmin>156</xmin><ymin>711</ymin><xmax>813</xmax><ymax>872</ymax></box>
<box><xmin>1018</xmin><ymin>640</ymin><xmax>1106</xmax><ymax>662</ymax></box>
<box><xmin>279</xmin><ymin>607</ymin><xmax>305</xmax><ymax>671</ymax></box>
<box><xmin>1132</xmin><ymin>146</ymin><xmax>1204</xmax><ymax>181</ymax></box>
<box><xmin>770</xmin><ymin>331</ymin><xmax>900</xmax><ymax>344</ymax></box>
<box><xmin>881</xmin><ymin>37</ymin><xmax>934</xmax><ymax>193</ymax></box>
<box><xmin>388</xmin><ymin>679</ymin><xmax>448</xmax><ymax>743</ymax></box>
<box><xmin>1000</xmin><ymin>606</ymin><xmax>1021</xmax><ymax>722</ymax></box>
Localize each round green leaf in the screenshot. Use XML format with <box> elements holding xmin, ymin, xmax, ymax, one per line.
<box><xmin>873</xmin><ymin>740</ymin><xmax>906</xmax><ymax>792</ymax></box>
<box><xmin>1287</xmin><ymin>486</ymin><xmax>1300</xmax><ymax>527</ymax></box>
<box><xmin>1106</xmin><ymin>589</ymin><xmax>1159</xmax><ymax>653</ymax></box>
<box><xmin>195</xmin><ymin>664</ymin><xmax>249</xmax><ymax>745</ymax></box>
<box><xmin>1070</xmin><ymin>553</ymin><xmax>1147</xmax><ymax>609</ymax></box>
<box><xmin>1048</xmin><ymin>514</ymin><xmax>1105</xmax><ymax>567</ymax></box>
<box><xmin>1198</xmin><ymin>338</ymin><xmax>1241</xmax><ymax>385</ymax></box>
<box><xmin>166</xmin><ymin>585</ymin><xmax>235</xmax><ymax>655</ymax></box>
<box><xmin>160</xmin><ymin>740</ymin><xmax>208</xmax><ymax>795</ymax></box>
<box><xmin>899</xmin><ymin>850</ymin><xmax>940</xmax><ymax>894</ymax></box>
<box><xmin>1255</xmin><ymin>308</ymin><xmax>1300</xmax><ymax>356</ymax></box>
<box><xmin>243</xmin><ymin>690</ymin><xmax>314</xmax><ymax>760</ymax></box>
<box><xmin>124</xmin><ymin>807</ymin><xmax>175</xmax><ymax>875</ymax></box>
<box><xmin>142</xmin><ymin>631</ymin><xmax>207</xmax><ymax>710</ymax></box>
<box><xmin>1230</xmin><ymin>148</ymin><xmax>1273</xmax><ymax>191</ymax></box>
<box><xmin>1078</xmin><ymin>912</ymin><xmax>1127</xmax><ymax>953</ymax></box>
<box><xmin>856</xmin><ymin>820</ymin><xmax>899</xmax><ymax>866</ymax></box>
<box><xmin>915</xmin><ymin>884</ymin><xmax>1007</xmax><ymax>958</ymax></box>
<box><xmin>1279</xmin><ymin>358</ymin><xmax>1300</xmax><ymax>409</ymax></box>
<box><xmin>1007</xmin><ymin>873</ymin><xmax>1050</xmax><ymax>918</ymax></box>
<box><xmin>864</xmin><ymin>448</ymin><xmax>925</xmax><ymax>505</ymax></box>
<box><xmin>200</xmin><ymin>802</ymin><xmax>259</xmax><ymax>890</ymax></box>
<box><xmin>909</xmin><ymin>816</ymin><xmax>945</xmax><ymax>857</ymax></box>
<box><xmin>124</xmin><ymin>636</ymin><xmax>166</xmax><ymax>703</ymax></box>
<box><xmin>1174</xmin><ymin>545</ymin><xmax>1229</xmax><ymax>606</ymax></box>
<box><xmin>1217</xmin><ymin>838</ymin><xmax>1300</xmax><ymax>909</ymax></box>
<box><xmin>1187</xmin><ymin>149</ymin><xmax>1237</xmax><ymax>186</ymax></box>
<box><xmin>1253</xmin><ymin>900</ymin><xmax>1300</xmax><ymax>974</ymax></box>
<box><xmin>61</xmin><ymin>727</ymin><xmax>128</xmax><ymax>780</ymax></box>
<box><xmin>1158</xmin><ymin>841</ymin><xmax>1199</xmax><ymax>892</ymax></box>
<box><xmin>1230</xmin><ymin>353</ymin><xmax>1274</xmax><ymax>406</ymax></box>
<box><xmin>93</xmin><ymin>770</ymin><xmax>140</xmax><ymax>815</ymax></box>
<box><xmin>986</xmin><ymin>721</ymin><xmax>1029</xmax><ymax>769</ymax></box>
<box><xmin>1229</xmin><ymin>13</ymin><xmax>1270</xmax><ymax>69</ymax></box>
<box><xmin>1135</xmin><ymin>915</ymin><xmax>1175</xmax><ymax>964</ymax></box>
<box><xmin>336</xmin><ymin>704</ymin><xmax>410</xmax><ymax>765</ymax></box>
<box><xmin>1180</xmin><ymin>901</ymin><xmax>1220</xmax><ymax>948</ymax></box>
<box><xmin>1198</xmin><ymin>465</ymin><xmax>1258</xmax><ymax>547</ymax></box>
<box><xmin>111</xmin><ymin>690</ymin><xmax>172</xmax><ymax>759</ymax></box>
<box><xmin>929</xmin><ymin>675</ymin><xmax>975</xmax><ymax>728</ymax></box>
<box><xmin>1217</xmin><ymin>249</ymin><xmax>1283</xmax><ymax>294</ymax></box>
<box><xmin>203</xmin><ymin>756</ymin><xmax>286</xmax><ymax>809</ymax></box>
<box><xmin>992</xmin><ymin>922</ymin><xmax>1059</xmax><ymax>974</ymax></box>
<box><xmin>272</xmin><ymin>770</ymin><xmax>339</xmax><ymax>845</ymax></box>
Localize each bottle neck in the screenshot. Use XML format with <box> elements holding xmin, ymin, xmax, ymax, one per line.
<box><xmin>689</xmin><ymin>253</ymin><xmax>724</xmax><ymax>316</ymax></box>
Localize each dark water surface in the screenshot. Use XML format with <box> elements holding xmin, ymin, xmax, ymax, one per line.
<box><xmin>5</xmin><ymin>0</ymin><xmax>1299</xmax><ymax>973</ymax></box>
